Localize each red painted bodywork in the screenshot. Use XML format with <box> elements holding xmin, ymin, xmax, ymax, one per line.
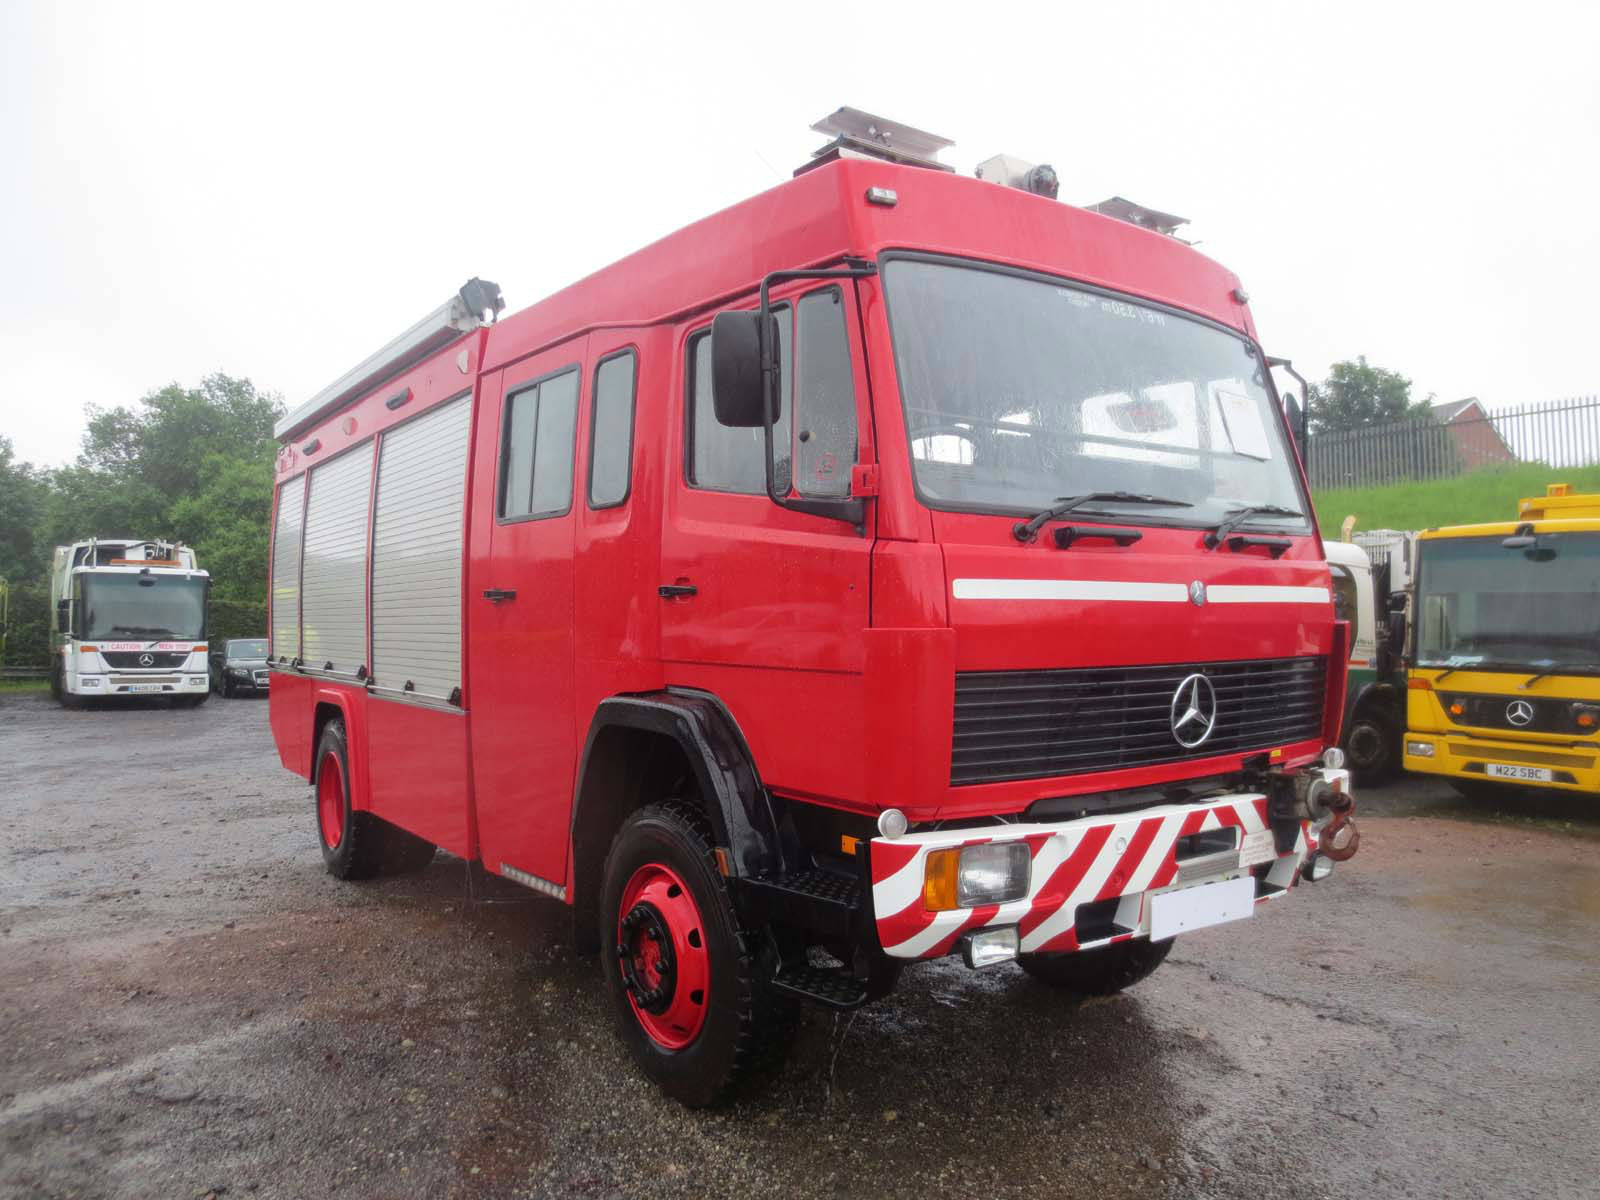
<box><xmin>269</xmin><ymin>157</ymin><xmax>1339</xmax><ymax>893</ymax></box>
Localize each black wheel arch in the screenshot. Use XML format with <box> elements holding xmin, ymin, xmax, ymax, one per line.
<box><xmin>1349</xmin><ymin>680</ymin><xmax>1402</xmax><ymax>727</ymax></box>
<box><xmin>569</xmin><ymin>689</ymin><xmax>788</xmax><ymax>955</ymax></box>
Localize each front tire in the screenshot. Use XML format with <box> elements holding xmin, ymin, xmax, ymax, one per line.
<box><xmin>1346</xmin><ymin>709</ymin><xmax>1396</xmax><ymax>784</ymax></box>
<box><xmin>51</xmin><ymin>664</ymin><xmax>83</xmax><ymax>709</ymax></box>
<box><xmin>1018</xmin><ymin>936</ymin><xmax>1173</xmax><ymax>995</ymax></box>
<box><xmin>314</xmin><ymin>720</ymin><xmax>436</xmax><ymax>879</ymax></box>
<box><xmin>599</xmin><ymin>802</ymin><xmax>795</xmax><ymax>1107</ymax></box>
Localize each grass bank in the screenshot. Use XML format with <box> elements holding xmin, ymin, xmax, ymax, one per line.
<box><xmin>1312</xmin><ymin>463</ymin><xmax>1600</xmax><ymax>533</ymax></box>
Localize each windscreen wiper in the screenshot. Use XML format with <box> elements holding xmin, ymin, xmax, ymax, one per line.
<box><xmin>108</xmin><ymin>625</ymin><xmax>176</xmax><ymax>636</ymax></box>
<box><xmin>1205</xmin><ymin>504</ymin><xmax>1304</xmax><ymax>549</ymax></box>
<box><xmin>1013</xmin><ymin>492</ymin><xmax>1193</xmax><ymax>543</ymax></box>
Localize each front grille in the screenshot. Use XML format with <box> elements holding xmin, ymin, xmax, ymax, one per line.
<box><xmin>101</xmin><ymin>651</ymin><xmax>189</xmax><ymax>669</ymax></box>
<box><xmin>1439</xmin><ymin>691</ymin><xmax>1587</xmax><ymax>736</ymax></box>
<box><xmin>952</xmin><ymin>656</ymin><xmax>1327</xmax><ymax>785</ymax></box>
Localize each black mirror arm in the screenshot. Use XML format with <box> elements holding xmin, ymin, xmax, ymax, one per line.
<box><xmin>1265</xmin><ymin>354</ymin><xmax>1311</xmax><ymax>455</ymax></box>
<box><xmin>758</xmin><ymin>261</ymin><xmax>878</xmax><ymax>532</ymax></box>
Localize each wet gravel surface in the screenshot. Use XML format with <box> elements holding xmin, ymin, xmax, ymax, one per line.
<box><xmin>2</xmin><ymin>689</ymin><xmax>1598</xmax><ymax>1199</ymax></box>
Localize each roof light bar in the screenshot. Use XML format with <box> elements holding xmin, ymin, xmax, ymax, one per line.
<box><xmin>275</xmin><ymin>277</ymin><xmax>504</xmax><ymax>442</ymax></box>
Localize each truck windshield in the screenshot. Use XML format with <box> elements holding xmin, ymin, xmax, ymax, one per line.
<box><xmin>882</xmin><ymin>257</ymin><xmax>1310</xmax><ymax>530</ymax></box>
<box><xmin>80</xmin><ymin>575</ymin><xmax>207</xmax><ymax>641</ymax></box>
<box><xmin>1416</xmin><ymin>534</ymin><xmax>1600</xmax><ymax>672</ymax></box>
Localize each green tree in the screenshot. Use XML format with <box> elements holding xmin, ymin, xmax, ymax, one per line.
<box><xmin>1308</xmin><ymin>357</ymin><xmax>1434</xmax><ymax>435</ymax></box>
<box><xmin>0</xmin><ymin>436</ymin><xmax>48</xmax><ymax>582</ymax></box>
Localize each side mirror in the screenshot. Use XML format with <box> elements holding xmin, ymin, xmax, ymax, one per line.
<box><xmin>1386</xmin><ymin>610</ymin><xmax>1407</xmax><ymax>657</ymax></box>
<box><xmin>711</xmin><ymin>310</ymin><xmax>781</xmax><ymax>428</ymax></box>
<box><xmin>1283</xmin><ymin>393</ymin><xmax>1307</xmax><ymax>460</ymax></box>
<box><xmin>56</xmin><ymin>598</ymin><xmax>70</xmax><ymax>627</ymax></box>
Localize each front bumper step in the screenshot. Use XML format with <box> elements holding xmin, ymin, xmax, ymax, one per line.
<box><xmin>767</xmin><ymin>962</ymin><xmax>869</xmax><ymax>1010</ymax></box>
<box><xmin>740</xmin><ymin>869</ymin><xmax>861</xmax><ymax>939</ymax></box>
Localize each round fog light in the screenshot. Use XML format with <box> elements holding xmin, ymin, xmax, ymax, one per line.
<box><xmin>877</xmin><ymin>808</ymin><xmax>908</xmax><ymax>839</ymax></box>
<box><xmin>1321</xmin><ymin>747</ymin><xmax>1346</xmax><ymax>770</ymax></box>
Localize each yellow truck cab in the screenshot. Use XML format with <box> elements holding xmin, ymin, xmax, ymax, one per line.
<box><xmin>1402</xmin><ymin>484</ymin><xmax>1600</xmax><ymax>796</ymax></box>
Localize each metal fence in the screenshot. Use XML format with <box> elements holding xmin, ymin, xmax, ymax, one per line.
<box><xmin>1308</xmin><ymin>396</ymin><xmax>1600</xmax><ymax>489</ymax></box>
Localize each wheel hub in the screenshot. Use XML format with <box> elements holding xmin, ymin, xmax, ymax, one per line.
<box><xmin>618</xmin><ymin>902</ymin><xmax>677</xmax><ymax>1013</ymax></box>
<box><xmin>615</xmin><ymin>862</ymin><xmax>711</xmax><ymax>1050</ymax></box>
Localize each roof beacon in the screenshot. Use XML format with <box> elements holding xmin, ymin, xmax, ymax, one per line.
<box><xmin>975</xmin><ymin>154</ymin><xmax>1060</xmax><ymax>200</ymax></box>
<box><xmin>800</xmin><ymin>107</ymin><xmax>955</xmax><ymax>176</ymax></box>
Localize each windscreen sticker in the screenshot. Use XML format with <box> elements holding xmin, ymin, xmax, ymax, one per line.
<box><xmin>1214</xmin><ymin>387</ymin><xmax>1272</xmax><ymax>460</ymax></box>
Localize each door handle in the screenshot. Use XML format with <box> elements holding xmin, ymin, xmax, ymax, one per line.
<box><xmin>657</xmin><ymin>584</ymin><xmax>698</xmax><ymax>599</ymax></box>
<box><xmin>482</xmin><ymin>588</ymin><xmax>517</xmax><ymax>603</ymax></box>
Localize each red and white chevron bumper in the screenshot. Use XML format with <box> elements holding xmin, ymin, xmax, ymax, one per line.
<box><xmin>869</xmin><ymin>793</ymin><xmax>1319</xmax><ymax>960</ymax></box>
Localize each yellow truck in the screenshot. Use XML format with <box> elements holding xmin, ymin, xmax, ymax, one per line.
<box><xmin>1402</xmin><ymin>484</ymin><xmax>1600</xmax><ymax>797</ymax></box>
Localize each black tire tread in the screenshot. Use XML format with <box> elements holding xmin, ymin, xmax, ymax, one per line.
<box><xmin>317</xmin><ymin>721</ymin><xmax>436</xmax><ymax>881</ymax></box>
<box><xmin>601</xmin><ymin>799</ymin><xmax>797</xmax><ymax>1106</ymax></box>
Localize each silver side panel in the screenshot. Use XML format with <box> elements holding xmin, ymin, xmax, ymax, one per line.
<box><xmin>300</xmin><ymin>443</ymin><xmax>375</xmax><ymax>674</ymax></box>
<box><xmin>370</xmin><ymin>395</ymin><xmax>471</xmax><ymax>700</ymax></box>
<box><xmin>270</xmin><ymin>474</ymin><xmax>307</xmax><ymax>660</ymax></box>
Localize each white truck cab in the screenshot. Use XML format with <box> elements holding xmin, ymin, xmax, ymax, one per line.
<box><xmin>49</xmin><ymin>539</ymin><xmax>211</xmax><ymax>707</ymax></box>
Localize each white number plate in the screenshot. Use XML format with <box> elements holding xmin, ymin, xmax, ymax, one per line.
<box><xmin>1148</xmin><ymin>875</ymin><xmax>1255</xmax><ymax>941</ymax></box>
<box><xmin>126</xmin><ymin>685</ymin><xmax>164</xmax><ymax>694</ymax></box>
<box><xmin>1485</xmin><ymin>764</ymin><xmax>1553</xmax><ymax>782</ymax></box>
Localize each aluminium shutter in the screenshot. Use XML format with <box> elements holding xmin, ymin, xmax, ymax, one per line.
<box><xmin>269</xmin><ymin>474</ymin><xmax>306</xmax><ymax>661</ymax></box>
<box><xmin>370</xmin><ymin>394</ymin><xmax>471</xmax><ymax>700</ymax></box>
<box><xmin>299</xmin><ymin>442</ymin><xmax>374</xmax><ymax>674</ymax></box>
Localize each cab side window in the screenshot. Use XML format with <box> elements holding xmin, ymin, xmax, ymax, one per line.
<box><xmin>688</xmin><ymin>307</ymin><xmax>791</xmax><ymax>495</ymax></box>
<box><xmin>589</xmin><ymin>351</ymin><xmax>636</xmax><ymax>509</ymax></box>
<box><xmin>793</xmin><ymin>287</ymin><xmax>858</xmax><ymax>498</ymax></box>
<box><xmin>500</xmin><ymin>367</ymin><xmax>579</xmax><ymax>520</ymax></box>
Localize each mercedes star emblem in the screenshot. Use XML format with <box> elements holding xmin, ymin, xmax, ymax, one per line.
<box><xmin>1505</xmin><ymin>699</ymin><xmax>1535</xmax><ymax>727</ymax></box>
<box><xmin>1189</xmin><ymin>580</ymin><xmax>1207</xmax><ymax>606</ymax></box>
<box><xmin>1170</xmin><ymin>673</ymin><xmax>1218</xmax><ymax>748</ymax></box>
<box><xmin>138</xmin><ymin>653</ymin><xmax>155</xmax><ymax>667</ymax></box>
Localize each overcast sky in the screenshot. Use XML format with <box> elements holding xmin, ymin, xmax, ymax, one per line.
<box><xmin>3</xmin><ymin>1</ymin><xmax>1597</xmax><ymax>467</ymax></box>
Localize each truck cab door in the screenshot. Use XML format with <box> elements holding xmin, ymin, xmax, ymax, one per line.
<box><xmin>467</xmin><ymin>343</ymin><xmax>585</xmax><ymax>891</ymax></box>
<box><xmin>658</xmin><ymin>283</ymin><xmax>875</xmax><ymax>804</ymax></box>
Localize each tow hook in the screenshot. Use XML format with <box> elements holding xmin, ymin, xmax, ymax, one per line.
<box><xmin>1320</xmin><ymin>794</ymin><xmax>1360</xmax><ymax>862</ymax></box>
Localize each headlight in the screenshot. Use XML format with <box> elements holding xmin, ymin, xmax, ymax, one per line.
<box><xmin>1406</xmin><ymin>740</ymin><xmax>1436</xmax><ymax>758</ymax></box>
<box><xmin>924</xmin><ymin>842</ymin><xmax>1031</xmax><ymax>910</ymax></box>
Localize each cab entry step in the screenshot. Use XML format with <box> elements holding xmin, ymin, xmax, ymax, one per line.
<box><xmin>768</xmin><ymin>962</ymin><xmax>870</xmax><ymax>1010</ymax></box>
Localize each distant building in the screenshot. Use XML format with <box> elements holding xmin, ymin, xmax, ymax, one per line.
<box><xmin>1431</xmin><ymin>397</ymin><xmax>1517</xmax><ymax>469</ymax></box>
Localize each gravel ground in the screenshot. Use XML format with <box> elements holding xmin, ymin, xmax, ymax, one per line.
<box><xmin>2</xmin><ymin>688</ymin><xmax>1597</xmax><ymax>1200</ymax></box>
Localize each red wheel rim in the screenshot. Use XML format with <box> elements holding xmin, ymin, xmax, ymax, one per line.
<box><xmin>317</xmin><ymin>750</ymin><xmax>345</xmax><ymax>850</ymax></box>
<box><xmin>616</xmin><ymin>862</ymin><xmax>710</xmax><ymax>1050</ymax></box>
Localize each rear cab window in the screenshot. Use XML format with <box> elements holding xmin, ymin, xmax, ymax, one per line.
<box><xmin>500</xmin><ymin>367</ymin><xmax>580</xmax><ymax>520</ymax></box>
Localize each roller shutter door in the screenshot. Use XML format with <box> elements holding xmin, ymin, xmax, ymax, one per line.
<box><xmin>270</xmin><ymin>473</ymin><xmax>306</xmax><ymax>662</ymax></box>
<box><xmin>300</xmin><ymin>442</ymin><xmax>374</xmax><ymax>674</ymax></box>
<box><xmin>370</xmin><ymin>394</ymin><xmax>471</xmax><ymax>700</ymax></box>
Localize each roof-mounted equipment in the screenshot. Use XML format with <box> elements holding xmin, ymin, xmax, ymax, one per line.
<box><xmin>275</xmin><ymin>277</ymin><xmax>505</xmax><ymax>441</ymax></box>
<box><xmin>975</xmin><ymin>154</ymin><xmax>1060</xmax><ymax>200</ymax></box>
<box><xmin>1086</xmin><ymin>196</ymin><xmax>1190</xmax><ymax>239</ymax></box>
<box><xmin>798</xmin><ymin>107</ymin><xmax>955</xmax><ymax>176</ymax></box>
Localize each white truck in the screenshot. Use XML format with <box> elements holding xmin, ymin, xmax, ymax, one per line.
<box><xmin>49</xmin><ymin>538</ymin><xmax>212</xmax><ymax>707</ymax></box>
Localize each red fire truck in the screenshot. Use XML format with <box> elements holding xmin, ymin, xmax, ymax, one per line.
<box><xmin>268</xmin><ymin>110</ymin><xmax>1358</xmax><ymax>1105</ymax></box>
